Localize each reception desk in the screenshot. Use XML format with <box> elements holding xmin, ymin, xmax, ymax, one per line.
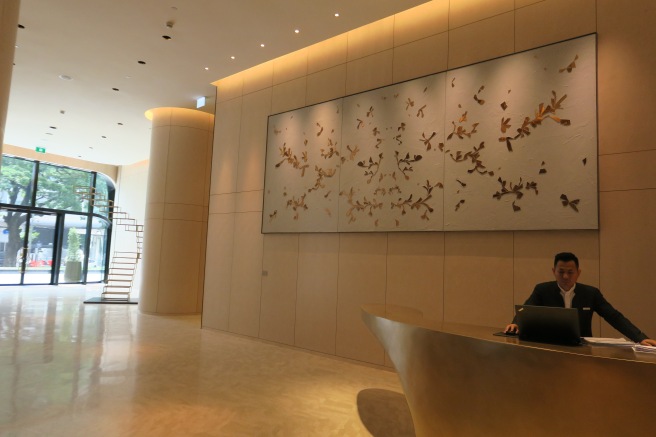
<box><xmin>361</xmin><ymin>305</ymin><xmax>656</xmax><ymax>437</ymax></box>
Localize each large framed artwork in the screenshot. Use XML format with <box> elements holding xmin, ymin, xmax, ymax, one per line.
<box><xmin>263</xmin><ymin>34</ymin><xmax>597</xmax><ymax>233</ymax></box>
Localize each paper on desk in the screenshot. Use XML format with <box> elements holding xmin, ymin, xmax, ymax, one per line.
<box><xmin>582</xmin><ymin>337</ymin><xmax>635</xmax><ymax>346</ymax></box>
<box><xmin>632</xmin><ymin>344</ymin><xmax>656</xmax><ymax>354</ymax></box>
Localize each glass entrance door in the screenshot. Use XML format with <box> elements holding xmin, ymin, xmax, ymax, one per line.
<box><xmin>23</xmin><ymin>212</ymin><xmax>59</xmax><ymax>284</ymax></box>
<box><xmin>0</xmin><ymin>208</ymin><xmax>59</xmax><ymax>285</ymax></box>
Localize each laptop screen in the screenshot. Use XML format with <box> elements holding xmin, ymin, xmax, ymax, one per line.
<box><xmin>515</xmin><ymin>305</ymin><xmax>581</xmax><ymax>346</ymax></box>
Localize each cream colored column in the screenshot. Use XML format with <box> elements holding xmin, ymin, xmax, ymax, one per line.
<box><xmin>140</xmin><ymin>107</ymin><xmax>214</xmax><ymax>314</ymax></box>
<box><xmin>0</xmin><ymin>0</ymin><xmax>20</xmax><ymax>157</ymax></box>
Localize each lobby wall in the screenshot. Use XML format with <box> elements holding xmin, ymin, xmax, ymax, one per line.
<box><xmin>204</xmin><ymin>0</ymin><xmax>656</xmax><ymax>365</ymax></box>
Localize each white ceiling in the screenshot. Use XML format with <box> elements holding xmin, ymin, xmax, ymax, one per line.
<box><xmin>5</xmin><ymin>0</ymin><xmax>428</xmax><ymax>166</ymax></box>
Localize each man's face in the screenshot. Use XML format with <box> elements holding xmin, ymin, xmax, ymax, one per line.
<box><xmin>552</xmin><ymin>260</ymin><xmax>580</xmax><ymax>291</ymax></box>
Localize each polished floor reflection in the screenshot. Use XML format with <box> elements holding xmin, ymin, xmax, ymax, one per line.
<box><xmin>0</xmin><ymin>286</ymin><xmax>409</xmax><ymax>436</ymax></box>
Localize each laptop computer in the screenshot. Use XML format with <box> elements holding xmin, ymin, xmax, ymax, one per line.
<box><xmin>515</xmin><ymin>305</ymin><xmax>582</xmax><ymax>346</ymax></box>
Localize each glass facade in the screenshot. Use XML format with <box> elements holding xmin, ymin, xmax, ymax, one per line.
<box><xmin>0</xmin><ymin>155</ymin><xmax>115</xmax><ymax>285</ymax></box>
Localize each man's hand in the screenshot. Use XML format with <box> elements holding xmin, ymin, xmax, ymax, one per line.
<box><xmin>504</xmin><ymin>323</ymin><xmax>519</xmax><ymax>334</ymax></box>
<box><xmin>640</xmin><ymin>338</ymin><xmax>656</xmax><ymax>347</ymax></box>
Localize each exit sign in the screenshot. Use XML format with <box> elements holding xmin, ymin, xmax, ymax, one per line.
<box><xmin>35</xmin><ymin>147</ymin><xmax>46</xmax><ymax>153</ymax></box>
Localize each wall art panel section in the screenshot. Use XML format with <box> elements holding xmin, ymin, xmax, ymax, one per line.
<box><xmin>262</xmin><ymin>34</ymin><xmax>597</xmax><ymax>233</ymax></box>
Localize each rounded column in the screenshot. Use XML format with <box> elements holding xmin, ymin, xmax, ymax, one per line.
<box><xmin>140</xmin><ymin>107</ymin><xmax>214</xmax><ymax>314</ymax></box>
<box><xmin>0</xmin><ymin>0</ymin><xmax>20</xmax><ymax>155</ymax></box>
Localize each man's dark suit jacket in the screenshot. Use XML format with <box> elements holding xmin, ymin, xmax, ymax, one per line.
<box><xmin>517</xmin><ymin>281</ymin><xmax>648</xmax><ymax>343</ymax></box>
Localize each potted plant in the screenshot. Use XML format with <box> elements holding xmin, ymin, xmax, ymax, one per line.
<box><xmin>64</xmin><ymin>228</ymin><xmax>82</xmax><ymax>281</ymax></box>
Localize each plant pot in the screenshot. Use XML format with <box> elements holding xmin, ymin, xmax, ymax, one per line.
<box><xmin>64</xmin><ymin>261</ymin><xmax>82</xmax><ymax>282</ymax></box>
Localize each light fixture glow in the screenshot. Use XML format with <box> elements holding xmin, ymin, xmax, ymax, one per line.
<box><xmin>230</xmin><ymin>56</ymin><xmax>235</xmax><ymax>60</ymax></box>
<box><xmin>260</xmin><ymin>43</ymin><xmax>265</xmax><ymax>47</ymax></box>
<box><xmin>204</xmin><ymin>67</ymin><xmax>209</xmax><ymax>70</ymax></box>
<box><xmin>334</xmin><ymin>13</ymin><xmax>340</xmax><ymax>17</ymax></box>
<box><xmin>294</xmin><ymin>29</ymin><xmax>300</xmax><ymax>34</ymax></box>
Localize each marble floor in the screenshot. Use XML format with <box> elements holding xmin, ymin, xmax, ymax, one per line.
<box><xmin>0</xmin><ymin>285</ymin><xmax>414</xmax><ymax>437</ymax></box>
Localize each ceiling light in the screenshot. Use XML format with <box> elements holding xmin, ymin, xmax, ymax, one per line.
<box><xmin>138</xmin><ymin>60</ymin><xmax>146</xmax><ymax>65</ymax></box>
<box><xmin>112</xmin><ymin>88</ymin><xmax>119</xmax><ymax>91</ymax></box>
<box><xmin>18</xmin><ymin>24</ymin><xmax>25</xmax><ymax>29</ymax></box>
<box><xmin>204</xmin><ymin>67</ymin><xmax>209</xmax><ymax>70</ymax></box>
<box><xmin>295</xmin><ymin>29</ymin><xmax>300</xmax><ymax>34</ymax></box>
<box><xmin>260</xmin><ymin>43</ymin><xmax>265</xmax><ymax>47</ymax></box>
<box><xmin>49</xmin><ymin>126</ymin><xmax>57</xmax><ymax>129</ymax></box>
<box><xmin>334</xmin><ymin>13</ymin><xmax>340</xmax><ymax>17</ymax></box>
<box><xmin>230</xmin><ymin>56</ymin><xmax>235</xmax><ymax>60</ymax></box>
<box><xmin>162</xmin><ymin>35</ymin><xmax>172</xmax><ymax>40</ymax></box>
<box><xmin>58</xmin><ymin>74</ymin><xmax>72</xmax><ymax>81</ymax></box>
<box><xmin>117</xmin><ymin>122</ymin><xmax>124</xmax><ymax>126</ymax></box>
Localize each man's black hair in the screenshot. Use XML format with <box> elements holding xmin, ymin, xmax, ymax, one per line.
<box><xmin>554</xmin><ymin>252</ymin><xmax>579</xmax><ymax>268</ymax></box>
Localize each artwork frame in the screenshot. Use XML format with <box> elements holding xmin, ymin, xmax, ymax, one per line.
<box><xmin>262</xmin><ymin>34</ymin><xmax>598</xmax><ymax>233</ymax></box>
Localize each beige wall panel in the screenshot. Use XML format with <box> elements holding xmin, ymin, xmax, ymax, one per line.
<box><xmin>271</xmin><ymin>77</ymin><xmax>307</xmax><ymax>114</ymax></box>
<box><xmin>203</xmin><ymin>134</ymin><xmax>213</xmax><ymax>206</ymax></box>
<box><xmin>145</xmin><ymin>203</ymin><xmax>164</xmax><ymax>220</ymax></box>
<box><xmin>202</xmin><ymin>213</ymin><xmax>235</xmax><ymax>331</ymax></box>
<box><xmin>242</xmin><ymin>61</ymin><xmax>274</xmax><ymax>95</ymax></box>
<box><xmin>273</xmin><ymin>48</ymin><xmax>308</xmax><ymax>85</ymax></box>
<box><xmin>443</xmin><ymin>232</ymin><xmax>513</xmax><ymax>328</ymax></box>
<box><xmin>156</xmin><ymin>220</ymin><xmax>203</xmax><ymax>314</ymax></box>
<box><xmin>150</xmin><ymin>108</ymin><xmax>173</xmax><ymax>128</ymax></box>
<box><xmin>336</xmin><ymin>233</ymin><xmax>387</xmax><ymax>364</ymax></box>
<box><xmin>228</xmin><ymin>212</ymin><xmax>264</xmax><ymax>337</ymax></box>
<box><xmin>599</xmin><ymin>150</ymin><xmax>656</xmax><ymax>192</ymax></box>
<box><xmin>515</xmin><ymin>0</ymin><xmax>596</xmax><ymax>52</ymax></box>
<box><xmin>599</xmin><ymin>190</ymin><xmax>656</xmax><ymax>340</ymax></box>
<box><xmin>236</xmin><ymin>88</ymin><xmax>272</xmax><ymax>193</ymax></box>
<box><xmin>170</xmin><ymin>109</ymin><xmax>212</xmax><ymax>131</ymax></box>
<box><xmin>211</xmin><ymin>97</ymin><xmax>242</xmax><ymax>195</ymax></box>
<box><xmin>393</xmin><ymin>33</ymin><xmax>448</xmax><ymax>83</ymax></box>
<box><xmin>164</xmin><ymin>127</ymin><xmax>211</xmax><ymax>206</ymax></box>
<box><xmin>307</xmin><ymin>33</ymin><xmax>348</xmax><ymax>74</ymax></box>
<box><xmin>597</xmin><ymin>0</ymin><xmax>656</xmax><ymax>155</ymax></box>
<box><xmin>215</xmin><ymin>74</ymin><xmax>244</xmax><ymax>102</ymax></box>
<box><xmin>449</xmin><ymin>0</ymin><xmax>514</xmax><ymax>29</ymax></box>
<box><xmin>448</xmin><ymin>12</ymin><xmax>514</xmax><ymax>69</ymax></box>
<box><xmin>394</xmin><ymin>0</ymin><xmax>449</xmax><ymax>47</ymax></box>
<box><xmin>306</xmin><ymin>65</ymin><xmax>347</xmax><ymax>106</ymax></box>
<box><xmin>209</xmin><ymin>193</ymin><xmax>236</xmax><ymax>214</ymax></box>
<box><xmin>386</xmin><ymin>232</ymin><xmax>445</xmax><ymax>321</ymax></box>
<box><xmin>235</xmin><ymin>190</ymin><xmax>263</xmax><ymax>213</ymax></box>
<box><xmin>513</xmin><ymin>230</ymin><xmax>600</xmax><ymax>327</ymax></box>
<box><xmin>345</xmin><ymin>50</ymin><xmax>394</xmax><ymax>96</ymax></box>
<box><xmin>295</xmin><ymin>234</ymin><xmax>339</xmax><ymax>354</ymax></box>
<box><xmin>146</xmin><ymin>125</ymin><xmax>170</xmax><ymax>204</ymax></box>
<box><xmin>197</xmin><ymin>223</ymin><xmax>208</xmax><ymax>311</ymax></box>
<box><xmin>347</xmin><ymin>16</ymin><xmax>395</xmax><ymax>61</ymax></box>
<box><xmin>139</xmin><ymin>217</ymin><xmax>164</xmax><ymax>313</ymax></box>
<box><xmin>164</xmin><ymin>203</ymin><xmax>205</xmax><ymax>222</ymax></box>
<box><xmin>516</xmin><ymin>0</ymin><xmax>544</xmax><ymax>8</ymax></box>
<box><xmin>259</xmin><ymin>234</ymin><xmax>299</xmax><ymax>345</ymax></box>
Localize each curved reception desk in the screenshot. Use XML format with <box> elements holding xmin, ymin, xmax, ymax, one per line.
<box><xmin>362</xmin><ymin>305</ymin><xmax>656</xmax><ymax>437</ymax></box>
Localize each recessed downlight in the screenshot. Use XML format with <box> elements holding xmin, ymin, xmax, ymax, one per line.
<box><xmin>162</xmin><ymin>35</ymin><xmax>172</xmax><ymax>40</ymax></box>
<box><xmin>117</xmin><ymin>122</ymin><xmax>124</xmax><ymax>126</ymax></box>
<box><xmin>138</xmin><ymin>60</ymin><xmax>146</xmax><ymax>65</ymax></box>
<box><xmin>334</xmin><ymin>13</ymin><xmax>340</xmax><ymax>17</ymax></box>
<box><xmin>230</xmin><ymin>56</ymin><xmax>235</xmax><ymax>60</ymax></box>
<box><xmin>59</xmin><ymin>74</ymin><xmax>72</xmax><ymax>81</ymax></box>
<box><xmin>260</xmin><ymin>43</ymin><xmax>265</xmax><ymax>47</ymax></box>
<box><xmin>18</xmin><ymin>24</ymin><xmax>25</xmax><ymax>29</ymax></box>
<box><xmin>294</xmin><ymin>29</ymin><xmax>300</xmax><ymax>34</ymax></box>
<box><xmin>49</xmin><ymin>126</ymin><xmax>57</xmax><ymax>129</ymax></box>
<box><xmin>112</xmin><ymin>88</ymin><xmax>119</xmax><ymax>91</ymax></box>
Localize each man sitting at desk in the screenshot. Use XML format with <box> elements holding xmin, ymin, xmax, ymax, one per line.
<box><xmin>505</xmin><ymin>252</ymin><xmax>656</xmax><ymax>346</ymax></box>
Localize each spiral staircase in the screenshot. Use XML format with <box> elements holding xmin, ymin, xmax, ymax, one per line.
<box><xmin>76</xmin><ymin>186</ymin><xmax>143</xmax><ymax>302</ymax></box>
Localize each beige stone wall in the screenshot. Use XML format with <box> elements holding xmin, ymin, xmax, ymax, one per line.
<box><xmin>204</xmin><ymin>0</ymin><xmax>656</xmax><ymax>365</ymax></box>
<box><xmin>0</xmin><ymin>0</ymin><xmax>20</xmax><ymax>157</ymax></box>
